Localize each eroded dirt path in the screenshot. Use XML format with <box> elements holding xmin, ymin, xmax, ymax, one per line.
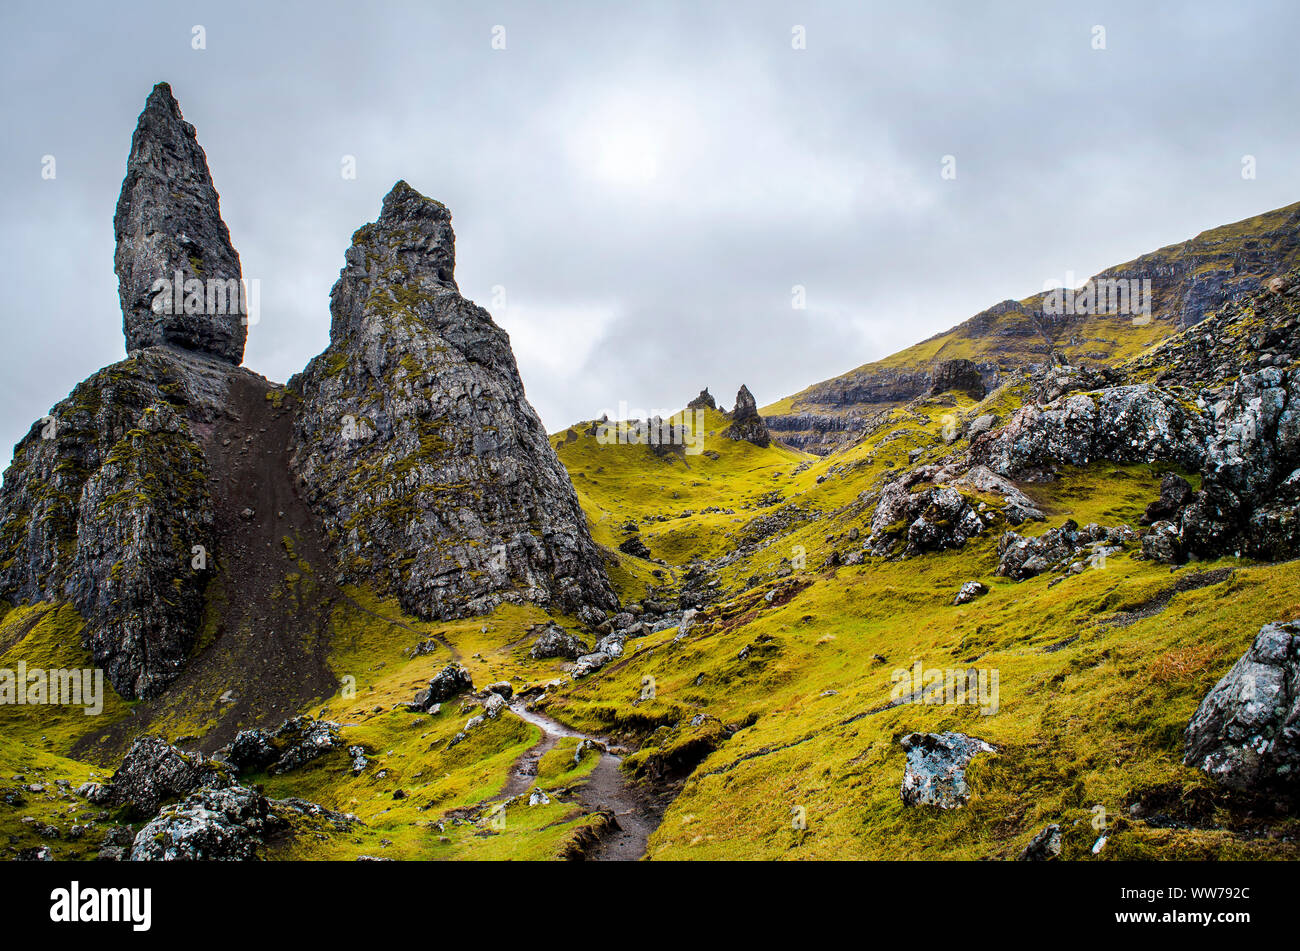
<box><xmin>504</xmin><ymin>700</ymin><xmax>666</xmax><ymax>861</ymax></box>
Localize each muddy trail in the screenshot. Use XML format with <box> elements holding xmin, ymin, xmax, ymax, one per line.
<box><xmin>501</xmin><ymin>700</ymin><xmax>669</xmax><ymax>861</ymax></box>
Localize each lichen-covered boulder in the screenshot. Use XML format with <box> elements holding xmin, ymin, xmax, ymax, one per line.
<box><xmin>129</xmin><ymin>786</ymin><xmax>356</xmax><ymax>861</ymax></box>
<box><xmin>100</xmin><ymin>736</ymin><xmax>235</xmax><ymax>818</ymax></box>
<box><xmin>1181</xmin><ymin>368</ymin><xmax>1300</xmax><ymax>560</ymax></box>
<box><xmin>1184</xmin><ymin>621</ymin><xmax>1300</xmax><ymax>796</ymax></box>
<box><xmin>899</xmin><ymin>731</ymin><xmax>996</xmax><ymax>809</ymax></box>
<box><xmin>290</xmin><ymin>181</ymin><xmax>616</xmax><ymax>623</ymax></box>
<box><xmin>411</xmin><ymin>663</ymin><xmax>474</xmax><ymax>711</ymax></box>
<box><xmin>529</xmin><ymin>623</ymin><xmax>590</xmax><ymax>660</ymax></box>
<box><xmin>131</xmin><ymin>785</ymin><xmax>273</xmax><ymax>861</ymax></box>
<box><xmin>867</xmin><ymin>479</ymin><xmax>989</xmax><ymax>557</ymax></box>
<box><xmin>971</xmin><ymin>385</ymin><xmax>1207</xmax><ymax>481</ymax></box>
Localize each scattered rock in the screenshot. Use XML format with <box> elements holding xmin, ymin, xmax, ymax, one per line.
<box><xmin>953</xmin><ymin>581</ymin><xmax>987</xmax><ymax>606</ymax></box>
<box><xmin>1017</xmin><ymin>824</ymin><xmax>1062</xmax><ymax>861</ymax></box>
<box><xmin>899</xmin><ymin>731</ymin><xmax>996</xmax><ymax>809</ymax></box>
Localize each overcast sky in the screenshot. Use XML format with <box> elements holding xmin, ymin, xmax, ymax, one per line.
<box><xmin>2</xmin><ymin>0</ymin><xmax>1298</xmax><ymax>462</ymax></box>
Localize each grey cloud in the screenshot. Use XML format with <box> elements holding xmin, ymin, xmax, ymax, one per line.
<box><xmin>2</xmin><ymin>0</ymin><xmax>1298</xmax><ymax>463</ymax></box>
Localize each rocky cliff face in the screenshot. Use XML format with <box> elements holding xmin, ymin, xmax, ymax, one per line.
<box><xmin>0</xmin><ymin>82</ymin><xmax>268</xmax><ymax>697</ymax></box>
<box><xmin>0</xmin><ymin>89</ymin><xmax>268</xmax><ymax>700</ymax></box>
<box><xmin>114</xmin><ymin>83</ymin><xmax>247</xmax><ymax>364</ymax></box>
<box><xmin>289</xmin><ymin>181</ymin><xmax>616</xmax><ymax>624</ymax></box>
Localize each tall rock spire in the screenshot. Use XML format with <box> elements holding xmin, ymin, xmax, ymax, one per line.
<box><xmin>292</xmin><ymin>181</ymin><xmax>617</xmax><ymax>624</ymax></box>
<box><xmin>113</xmin><ymin>82</ymin><xmax>247</xmax><ymax>364</ymax></box>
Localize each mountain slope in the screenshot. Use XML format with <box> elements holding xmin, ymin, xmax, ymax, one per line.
<box><xmin>766</xmin><ymin>201</ymin><xmax>1300</xmax><ymax>453</ymax></box>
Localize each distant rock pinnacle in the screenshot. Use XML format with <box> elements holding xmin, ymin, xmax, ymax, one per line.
<box><xmin>686</xmin><ymin>388</ymin><xmax>717</xmax><ymax>411</ymax></box>
<box><xmin>724</xmin><ymin>384</ymin><xmax>771</xmax><ymax>447</ymax></box>
<box><xmin>114</xmin><ymin>82</ymin><xmax>247</xmax><ymax>364</ymax></box>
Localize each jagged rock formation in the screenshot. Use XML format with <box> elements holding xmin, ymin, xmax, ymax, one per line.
<box><xmin>0</xmin><ymin>85</ymin><xmax>276</xmax><ymax>699</ymax></box>
<box><xmin>723</xmin><ymin>385</ymin><xmax>771</xmax><ymax>447</ymax></box>
<box><xmin>686</xmin><ymin>388</ymin><xmax>717</xmax><ymax>411</ymax></box>
<box><xmin>289</xmin><ymin>182</ymin><xmax>616</xmax><ymax>624</ymax></box>
<box><xmin>0</xmin><ymin>348</ymin><xmax>240</xmax><ymax>697</ymax></box>
<box><xmin>114</xmin><ymin>82</ymin><xmax>247</xmax><ymax>364</ymax></box>
<box><xmin>1184</xmin><ymin>620</ymin><xmax>1299</xmax><ymax>797</ymax></box>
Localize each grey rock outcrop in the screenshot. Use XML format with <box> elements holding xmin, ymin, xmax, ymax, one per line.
<box><xmin>899</xmin><ymin>731</ymin><xmax>996</xmax><ymax>809</ymax></box>
<box><xmin>724</xmin><ymin>385</ymin><xmax>771</xmax><ymax>448</ymax></box>
<box><xmin>217</xmin><ymin>716</ymin><xmax>343</xmax><ymax>775</ymax></box>
<box><xmin>411</xmin><ymin>663</ymin><xmax>474</xmax><ymax>711</ymax></box>
<box><xmin>1183</xmin><ymin>620</ymin><xmax>1299</xmax><ymax>796</ymax></box>
<box><xmin>928</xmin><ymin>359</ymin><xmax>987</xmax><ymax>400</ymax></box>
<box><xmin>971</xmin><ymin>385</ymin><xmax>1207</xmax><ymax>481</ymax></box>
<box><xmin>686</xmin><ymin>388</ymin><xmax>717</xmax><ymax>411</ymax></box>
<box><xmin>290</xmin><ymin>181</ymin><xmax>616</xmax><ymax>624</ymax></box>
<box><xmin>529</xmin><ymin>623</ymin><xmax>590</xmax><ymax>660</ymax></box>
<box><xmin>114</xmin><ymin>83</ymin><xmax>247</xmax><ymax>364</ymax></box>
<box><xmin>866</xmin><ymin>470</ymin><xmax>995</xmax><ymax>557</ymax></box>
<box><xmin>1180</xmin><ymin>368</ymin><xmax>1300</xmax><ymax>560</ymax></box>
<box><xmin>98</xmin><ymin>736</ymin><xmax>235</xmax><ymax>818</ymax></box>
<box><xmin>997</xmin><ymin>520</ymin><xmax>1131</xmax><ymax>580</ymax></box>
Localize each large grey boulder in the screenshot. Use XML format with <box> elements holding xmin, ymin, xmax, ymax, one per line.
<box><xmin>529</xmin><ymin>623</ymin><xmax>590</xmax><ymax>660</ymax></box>
<box><xmin>1184</xmin><ymin>621</ymin><xmax>1300</xmax><ymax>796</ymax></box>
<box><xmin>899</xmin><ymin>731</ymin><xmax>996</xmax><ymax>809</ymax></box>
<box><xmin>411</xmin><ymin>663</ymin><xmax>475</xmax><ymax>711</ymax></box>
<box><xmin>129</xmin><ymin>785</ymin><xmax>356</xmax><ymax>861</ymax></box>
<box><xmin>114</xmin><ymin>82</ymin><xmax>247</xmax><ymax>364</ymax></box>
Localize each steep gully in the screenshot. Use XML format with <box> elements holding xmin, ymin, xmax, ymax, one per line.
<box><xmin>77</xmin><ymin>370</ymin><xmax>665</xmax><ymax>858</ymax></box>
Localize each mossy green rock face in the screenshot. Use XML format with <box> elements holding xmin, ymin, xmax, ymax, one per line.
<box><xmin>0</xmin><ymin>347</ymin><xmax>262</xmax><ymax>699</ymax></box>
<box><xmin>291</xmin><ymin>181</ymin><xmax>617</xmax><ymax>624</ymax></box>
